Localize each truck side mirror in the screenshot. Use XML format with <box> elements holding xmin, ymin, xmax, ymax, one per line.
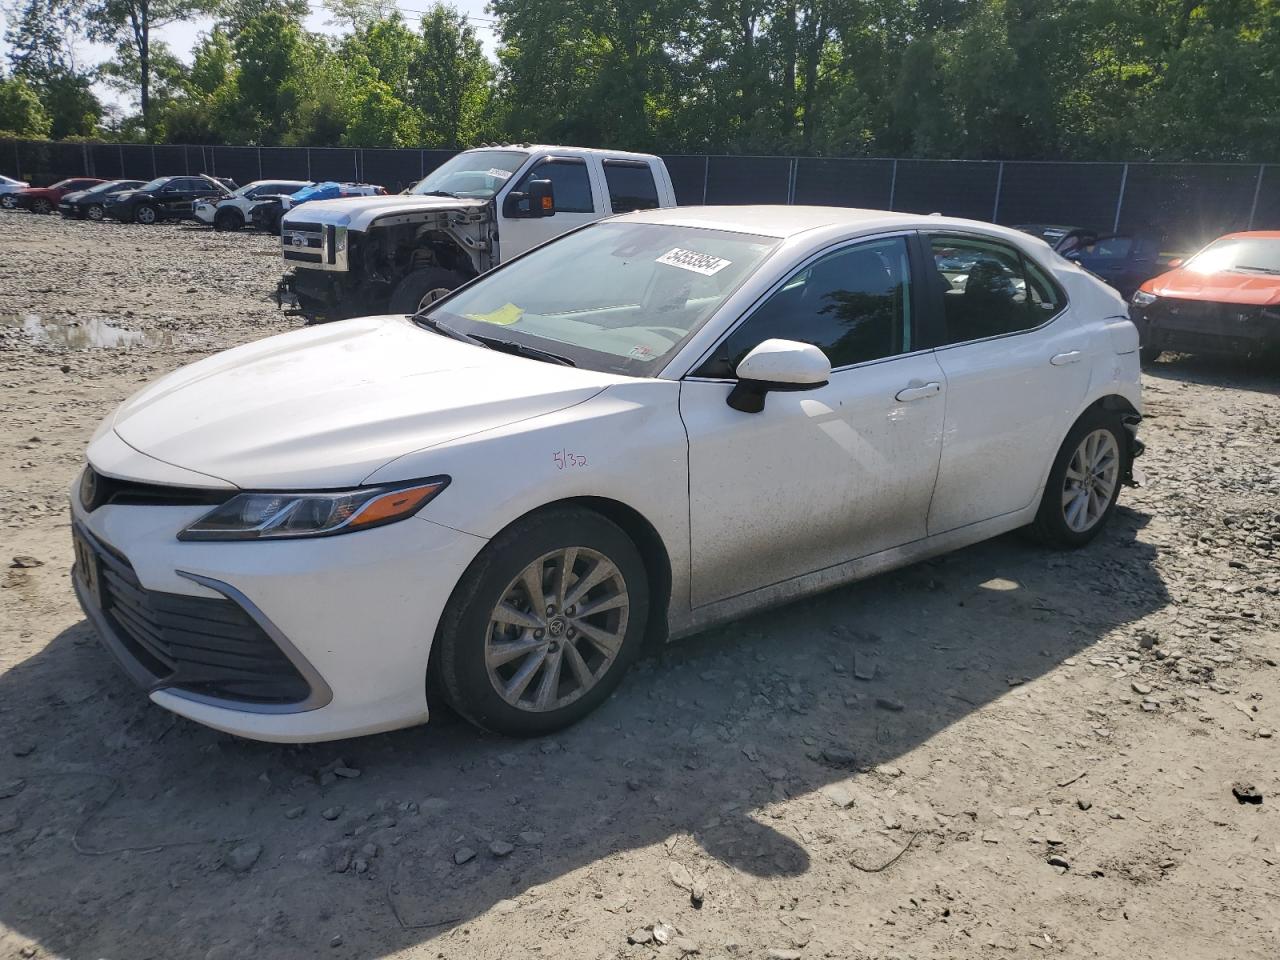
<box><xmin>503</xmin><ymin>179</ymin><xmax>556</xmax><ymax>219</ymax></box>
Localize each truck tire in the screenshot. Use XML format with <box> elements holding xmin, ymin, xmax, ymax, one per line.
<box><xmin>389</xmin><ymin>268</ymin><xmax>468</xmax><ymax>315</ymax></box>
<box><xmin>214</xmin><ymin>208</ymin><xmax>243</xmax><ymax>231</ymax></box>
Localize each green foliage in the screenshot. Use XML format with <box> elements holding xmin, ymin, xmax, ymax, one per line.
<box><xmin>0</xmin><ymin>72</ymin><xmax>53</xmax><ymax>137</ymax></box>
<box><xmin>13</xmin><ymin>0</ymin><xmax>1279</xmax><ymax>160</ymax></box>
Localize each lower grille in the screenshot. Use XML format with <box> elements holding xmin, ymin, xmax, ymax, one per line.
<box><xmin>77</xmin><ymin>527</ymin><xmax>311</xmax><ymax>705</ymax></box>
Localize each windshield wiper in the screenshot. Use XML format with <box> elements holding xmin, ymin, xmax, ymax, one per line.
<box><xmin>417</xmin><ymin>190</ymin><xmax>457</xmax><ymax>198</ymax></box>
<box><xmin>1234</xmin><ymin>264</ymin><xmax>1280</xmax><ymax>275</ymax></box>
<box><xmin>413</xmin><ymin>313</ymin><xmax>482</xmax><ymax>344</ymax></box>
<box><xmin>471</xmin><ymin>334</ymin><xmax>576</xmax><ymax>366</ymax></box>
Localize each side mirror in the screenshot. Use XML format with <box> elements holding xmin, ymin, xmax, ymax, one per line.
<box><xmin>502</xmin><ymin>178</ymin><xmax>555</xmax><ymax>219</ymax></box>
<box><xmin>1166</xmin><ymin>257</ymin><xmax>1184</xmax><ymax>268</ymax></box>
<box><xmin>726</xmin><ymin>339</ymin><xmax>831</xmax><ymax>413</ymax></box>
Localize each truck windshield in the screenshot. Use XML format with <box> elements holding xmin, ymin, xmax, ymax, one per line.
<box><xmin>421</xmin><ymin>220</ymin><xmax>779</xmax><ymax>376</ymax></box>
<box><xmin>408</xmin><ymin>150</ymin><xmax>528</xmax><ymax>200</ymax></box>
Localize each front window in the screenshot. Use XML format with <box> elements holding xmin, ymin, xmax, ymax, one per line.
<box><xmin>138</xmin><ymin>177</ymin><xmax>169</xmax><ymax>192</ymax></box>
<box><xmin>1184</xmin><ymin>236</ymin><xmax>1280</xmax><ymax>275</ymax></box>
<box><xmin>409</xmin><ymin>150</ymin><xmax>528</xmax><ymax>200</ymax></box>
<box><xmin>422</xmin><ymin>221</ymin><xmax>779</xmax><ymax>376</ymax></box>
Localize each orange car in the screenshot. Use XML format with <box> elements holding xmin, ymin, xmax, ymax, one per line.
<box><xmin>1129</xmin><ymin>230</ymin><xmax>1280</xmax><ymax>363</ymax></box>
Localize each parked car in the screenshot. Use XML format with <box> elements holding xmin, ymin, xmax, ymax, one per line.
<box><xmin>1014</xmin><ymin>224</ymin><xmax>1170</xmax><ymax>299</ymax></box>
<box><xmin>250</xmin><ymin>181</ymin><xmax>385</xmax><ymax>235</ymax></box>
<box><xmin>104</xmin><ymin>174</ymin><xmax>236</xmax><ymax>224</ymax></box>
<box><xmin>0</xmin><ymin>174</ymin><xmax>30</xmax><ymax>209</ymax></box>
<box><xmin>194</xmin><ymin>179</ymin><xmax>312</xmax><ymax>231</ymax></box>
<box><xmin>1130</xmin><ymin>230</ymin><xmax>1280</xmax><ymax>363</ymax></box>
<box><xmin>12</xmin><ymin>177</ymin><xmax>105</xmax><ymax>214</ymax></box>
<box><xmin>58</xmin><ymin>179</ymin><xmax>145</xmax><ymax>221</ymax></box>
<box><xmin>278</xmin><ymin>144</ymin><xmax>677</xmax><ymax>322</ymax></box>
<box><xmin>72</xmin><ymin>207</ymin><xmax>1142</xmax><ymax>742</ymax></box>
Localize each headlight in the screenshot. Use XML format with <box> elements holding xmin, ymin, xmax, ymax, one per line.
<box><xmin>1131</xmin><ymin>290</ymin><xmax>1158</xmax><ymax>307</ymax></box>
<box><xmin>178</xmin><ymin>478</ymin><xmax>449</xmax><ymax>542</ymax></box>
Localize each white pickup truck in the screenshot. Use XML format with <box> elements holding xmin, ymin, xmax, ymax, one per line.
<box><xmin>276</xmin><ymin>144</ymin><xmax>678</xmax><ymax>322</ymax></box>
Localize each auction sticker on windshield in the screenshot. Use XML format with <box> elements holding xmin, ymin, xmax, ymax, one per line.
<box><xmin>487</xmin><ymin>168</ymin><xmax>513</xmax><ymax>180</ymax></box>
<box><xmin>656</xmin><ymin>248</ymin><xmax>733</xmax><ymax>276</ymax></box>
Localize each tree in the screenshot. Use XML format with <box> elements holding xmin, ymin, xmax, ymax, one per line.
<box><xmin>322</xmin><ymin>0</ymin><xmax>399</xmax><ymax>30</ymax></box>
<box><xmin>86</xmin><ymin>0</ymin><xmax>220</xmax><ymax>136</ymax></box>
<box><xmin>0</xmin><ymin>72</ymin><xmax>53</xmax><ymax>137</ymax></box>
<box><xmin>412</xmin><ymin>5</ymin><xmax>493</xmax><ymax>147</ymax></box>
<box><xmin>3</xmin><ymin>0</ymin><xmax>103</xmax><ymax>137</ymax></box>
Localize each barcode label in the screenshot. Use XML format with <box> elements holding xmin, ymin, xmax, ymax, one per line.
<box><xmin>655</xmin><ymin>248</ymin><xmax>732</xmax><ymax>276</ymax></box>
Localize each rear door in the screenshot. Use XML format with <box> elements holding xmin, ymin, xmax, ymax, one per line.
<box><xmin>922</xmin><ymin>233</ymin><xmax>1092</xmax><ymax>534</ymax></box>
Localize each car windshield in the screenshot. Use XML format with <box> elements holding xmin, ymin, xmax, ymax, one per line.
<box><xmin>422</xmin><ymin>220</ymin><xmax>780</xmax><ymax>376</ymax></box>
<box><xmin>1185</xmin><ymin>236</ymin><xmax>1280</xmax><ymax>275</ymax></box>
<box><xmin>137</xmin><ymin>177</ymin><xmax>169</xmax><ymax>192</ymax></box>
<box><xmin>408</xmin><ymin>150</ymin><xmax>528</xmax><ymax>200</ymax></box>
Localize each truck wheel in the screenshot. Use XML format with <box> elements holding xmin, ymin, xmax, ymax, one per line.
<box><xmin>214</xmin><ymin>208</ymin><xmax>243</xmax><ymax>232</ymax></box>
<box><xmin>389</xmin><ymin>268</ymin><xmax>468</xmax><ymax>315</ymax></box>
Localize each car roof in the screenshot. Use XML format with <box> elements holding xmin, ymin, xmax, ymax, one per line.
<box><xmin>616</xmin><ymin>205</ymin><xmax>1044</xmax><ymax>244</ymax></box>
<box><xmin>468</xmin><ymin>144</ymin><xmax>660</xmax><ymax>163</ymax></box>
<box><xmin>1218</xmin><ymin>230</ymin><xmax>1280</xmax><ymax>240</ymax></box>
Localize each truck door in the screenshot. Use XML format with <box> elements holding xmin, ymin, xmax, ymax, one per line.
<box><xmin>497</xmin><ymin>157</ymin><xmax>605</xmax><ymax>259</ymax></box>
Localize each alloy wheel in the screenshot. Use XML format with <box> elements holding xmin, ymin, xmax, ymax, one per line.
<box><xmin>136</xmin><ymin>205</ymin><xmax>157</xmax><ymax>224</ymax></box>
<box><xmin>417</xmin><ymin>287</ymin><xmax>453</xmax><ymax>311</ymax></box>
<box><xmin>86</xmin><ymin>204</ymin><xmax>104</xmax><ymax>221</ymax></box>
<box><xmin>31</xmin><ymin>198</ymin><xmax>51</xmax><ymax>214</ymax></box>
<box><xmin>1061</xmin><ymin>428</ymin><xmax>1119</xmax><ymax>533</ymax></box>
<box><xmin>485</xmin><ymin>547</ymin><xmax>630</xmax><ymax>713</ymax></box>
<box><xmin>0</xmin><ymin>195</ymin><xmax>15</xmax><ymax>209</ymax></box>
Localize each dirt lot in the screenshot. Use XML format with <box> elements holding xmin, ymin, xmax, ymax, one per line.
<box><xmin>1</xmin><ymin>212</ymin><xmax>1278</xmax><ymax>960</ymax></box>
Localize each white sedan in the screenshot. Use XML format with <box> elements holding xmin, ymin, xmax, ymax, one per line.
<box><xmin>0</xmin><ymin>173</ymin><xmax>30</xmax><ymax>209</ymax></box>
<box><xmin>72</xmin><ymin>206</ymin><xmax>1143</xmax><ymax>741</ymax></box>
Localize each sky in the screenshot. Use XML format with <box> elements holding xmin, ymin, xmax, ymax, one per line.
<box><xmin>0</xmin><ymin>0</ymin><xmax>499</xmax><ymax>112</ymax></box>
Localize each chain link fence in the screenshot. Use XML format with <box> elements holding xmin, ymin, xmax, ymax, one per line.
<box><xmin>5</xmin><ymin>138</ymin><xmax>1276</xmax><ymax>252</ymax></box>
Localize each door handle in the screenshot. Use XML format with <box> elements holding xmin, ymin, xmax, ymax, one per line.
<box><xmin>1050</xmin><ymin>351</ymin><xmax>1082</xmax><ymax>366</ymax></box>
<box><xmin>895</xmin><ymin>381</ymin><xmax>941</xmax><ymax>402</ymax></box>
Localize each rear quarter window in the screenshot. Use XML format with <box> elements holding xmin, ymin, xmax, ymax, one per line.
<box><xmin>604</xmin><ymin>161</ymin><xmax>660</xmax><ymax>213</ymax></box>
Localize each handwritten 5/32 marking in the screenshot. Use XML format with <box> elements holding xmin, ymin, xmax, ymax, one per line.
<box><xmin>553</xmin><ymin>449</ymin><xmax>588</xmax><ymax>470</ymax></box>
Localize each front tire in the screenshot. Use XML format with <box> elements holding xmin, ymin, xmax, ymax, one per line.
<box><xmin>0</xmin><ymin>195</ymin><xmax>15</xmax><ymax>209</ymax></box>
<box><xmin>30</xmin><ymin>198</ymin><xmax>52</xmax><ymax>214</ymax></box>
<box><xmin>1030</xmin><ymin>410</ymin><xmax>1127</xmax><ymax>547</ymax></box>
<box><xmin>134</xmin><ymin>204</ymin><xmax>158</xmax><ymax>225</ymax></box>
<box><xmin>435</xmin><ymin>507</ymin><xmax>650</xmax><ymax>737</ymax></box>
<box><xmin>85</xmin><ymin>203</ymin><xmax>105</xmax><ymax>221</ymax></box>
<box><xmin>388</xmin><ymin>267</ymin><xmax>468</xmax><ymax>314</ymax></box>
<box><xmin>214</xmin><ymin>208</ymin><xmax>243</xmax><ymax>231</ymax></box>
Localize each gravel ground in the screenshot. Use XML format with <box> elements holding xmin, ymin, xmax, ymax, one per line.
<box><xmin>1</xmin><ymin>212</ymin><xmax>1278</xmax><ymax>960</ymax></box>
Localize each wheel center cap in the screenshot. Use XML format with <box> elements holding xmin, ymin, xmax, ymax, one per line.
<box><xmin>548</xmin><ymin>617</ymin><xmax>567</xmax><ymax>638</ymax></box>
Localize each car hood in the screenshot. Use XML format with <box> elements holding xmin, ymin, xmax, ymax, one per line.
<box><xmin>284</xmin><ymin>194</ymin><xmax>487</xmax><ymax>233</ymax></box>
<box><xmin>62</xmin><ymin>190</ymin><xmax>88</xmax><ymax>203</ymax></box>
<box><xmin>108</xmin><ymin>190</ymin><xmax>139</xmax><ymax>203</ymax></box>
<box><xmin>1144</xmin><ymin>267</ymin><xmax>1280</xmax><ymax>306</ymax></box>
<box><xmin>104</xmin><ymin>314</ymin><xmax>621</xmax><ymax>489</ymax></box>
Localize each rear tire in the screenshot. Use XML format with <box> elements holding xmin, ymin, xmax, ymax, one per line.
<box><xmin>388</xmin><ymin>267</ymin><xmax>468</xmax><ymax>314</ymax></box>
<box><xmin>1030</xmin><ymin>409</ymin><xmax>1127</xmax><ymax>548</ymax></box>
<box><xmin>214</xmin><ymin>208</ymin><xmax>243</xmax><ymax>232</ymax></box>
<box><xmin>30</xmin><ymin>198</ymin><xmax>52</xmax><ymax>214</ymax></box>
<box><xmin>435</xmin><ymin>507</ymin><xmax>649</xmax><ymax>737</ymax></box>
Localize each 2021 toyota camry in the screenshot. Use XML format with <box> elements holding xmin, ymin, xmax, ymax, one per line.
<box><xmin>72</xmin><ymin>206</ymin><xmax>1144</xmax><ymax>742</ymax></box>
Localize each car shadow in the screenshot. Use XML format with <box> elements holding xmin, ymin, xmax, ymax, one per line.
<box><xmin>1145</xmin><ymin>353</ymin><xmax>1280</xmax><ymax>396</ymax></box>
<box><xmin>0</xmin><ymin>508</ymin><xmax>1168</xmax><ymax>959</ymax></box>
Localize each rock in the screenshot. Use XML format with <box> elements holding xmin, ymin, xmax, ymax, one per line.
<box><xmin>819</xmin><ymin>746</ymin><xmax>857</xmax><ymax>769</ymax></box>
<box><xmin>284</xmin><ymin>806</ymin><xmax>305</xmax><ymax>819</ymax></box>
<box><xmin>1106</xmin><ymin>809</ymin><xmax>1125</xmax><ymax>820</ymax></box>
<box><xmin>454</xmin><ymin>846</ymin><xmax>477</xmax><ymax>864</ymax></box>
<box><xmin>11</xmin><ymin>743</ymin><xmax>35</xmax><ymax>758</ymax></box>
<box><xmin>518</xmin><ymin>830</ymin><xmax>544</xmax><ymax>845</ymax></box>
<box><xmin>1048</xmin><ymin>855</ymin><xmax>1070</xmax><ymax>872</ymax></box>
<box><xmin>875</xmin><ymin>697</ymin><xmax>905</xmax><ymax>712</ymax></box>
<box><xmin>673</xmin><ymin>937</ymin><xmax>701</xmax><ymax>955</ymax></box>
<box><xmin>821</xmin><ymin>784</ymin><xmax>856</xmax><ymax>809</ymax></box>
<box><xmin>1076</xmin><ymin>799</ymin><xmax>1092</xmax><ymax>811</ymax></box>
<box><xmin>0</xmin><ymin>779</ymin><xmax>25</xmax><ymax>799</ymax></box>
<box><xmin>226</xmin><ymin>842</ymin><xmax>262</xmax><ymax>873</ymax></box>
<box><xmin>1141</xmin><ymin>700</ymin><xmax>1160</xmax><ymax>712</ymax></box>
<box><xmin>668</xmin><ymin>862</ymin><xmax>695</xmax><ymax>891</ymax></box>
<box><xmin>690</xmin><ymin>879</ymin><xmax>707</xmax><ymax>907</ymax></box>
<box><xmin>652</xmin><ymin>921</ymin><xmax>676</xmax><ymax>945</ymax></box>
<box><xmin>489</xmin><ymin>840</ymin><xmax>514</xmax><ymax>857</ymax></box>
<box><xmin>1131</xmin><ymin>681</ymin><xmax>1152</xmax><ymax>695</ymax></box>
<box><xmin>361</xmin><ymin>842</ymin><xmax>380</xmax><ymax>858</ymax></box>
<box><xmin>329</xmin><ymin>935</ymin><xmax>343</xmax><ymax>948</ymax></box>
<box><xmin>0</xmin><ymin>812</ymin><xmax>19</xmax><ymax>834</ymax></box>
<box><xmin>321</xmin><ymin>806</ymin><xmax>343</xmax><ymax>821</ymax></box>
<box><xmin>766</xmin><ymin>950</ymin><xmax>802</xmax><ymax>960</ymax></box>
<box><xmin>9</xmin><ymin>555</ymin><xmax>42</xmax><ymax>568</ymax></box>
<box><xmin>331</xmin><ymin>848</ymin><xmax>353</xmax><ymax>873</ymax></box>
<box><xmin>1045</xmin><ymin>832</ymin><xmax>1065</xmax><ymax>846</ymax></box>
<box><xmin>318</xmin><ymin>772</ymin><xmax>338</xmax><ymax>787</ymax></box>
<box><xmin>1231</xmin><ymin>782</ymin><xmax>1263</xmax><ymax>805</ymax></box>
<box><xmin>875</xmin><ymin>764</ymin><xmax>904</xmax><ymax>778</ymax></box>
<box><xmin>853</xmin><ymin>656</ymin><xmax>877</xmax><ymax>681</ymax></box>
<box><xmin>628</xmin><ymin>928</ymin><xmax>654</xmax><ymax>945</ymax></box>
<box><xmin>333</xmin><ymin>764</ymin><xmax>361</xmax><ymax>779</ymax></box>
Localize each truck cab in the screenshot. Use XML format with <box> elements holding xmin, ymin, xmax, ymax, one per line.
<box><xmin>277</xmin><ymin>144</ymin><xmax>677</xmax><ymax>323</ymax></box>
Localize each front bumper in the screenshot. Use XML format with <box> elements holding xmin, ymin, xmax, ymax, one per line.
<box><xmin>1134</xmin><ymin>298</ymin><xmax>1280</xmax><ymax>357</ymax></box>
<box><xmin>71</xmin><ymin>477</ymin><xmax>488</xmax><ymax>742</ymax></box>
<box><xmin>193</xmin><ymin>204</ymin><xmax>216</xmax><ymax>224</ymax></box>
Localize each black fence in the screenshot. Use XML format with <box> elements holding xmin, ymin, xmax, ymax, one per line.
<box><xmin>5</xmin><ymin>138</ymin><xmax>1277</xmax><ymax>252</ymax></box>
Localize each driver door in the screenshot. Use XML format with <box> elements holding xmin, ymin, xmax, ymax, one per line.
<box><xmin>679</xmin><ymin>234</ymin><xmax>946</xmax><ymax>607</ymax></box>
<box><xmin>498</xmin><ymin>158</ymin><xmax>603</xmax><ymax>259</ymax></box>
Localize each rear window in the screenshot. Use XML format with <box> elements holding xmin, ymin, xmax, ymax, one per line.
<box><xmin>604</xmin><ymin>161</ymin><xmax>660</xmax><ymax>213</ymax></box>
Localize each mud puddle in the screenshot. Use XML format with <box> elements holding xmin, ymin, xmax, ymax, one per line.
<box><xmin>1</xmin><ymin>312</ymin><xmax>169</xmax><ymax>349</ymax></box>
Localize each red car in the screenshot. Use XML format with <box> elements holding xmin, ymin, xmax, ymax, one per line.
<box><xmin>14</xmin><ymin>177</ymin><xmax>105</xmax><ymax>214</ymax></box>
<box><xmin>1130</xmin><ymin>230</ymin><xmax>1280</xmax><ymax>363</ymax></box>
